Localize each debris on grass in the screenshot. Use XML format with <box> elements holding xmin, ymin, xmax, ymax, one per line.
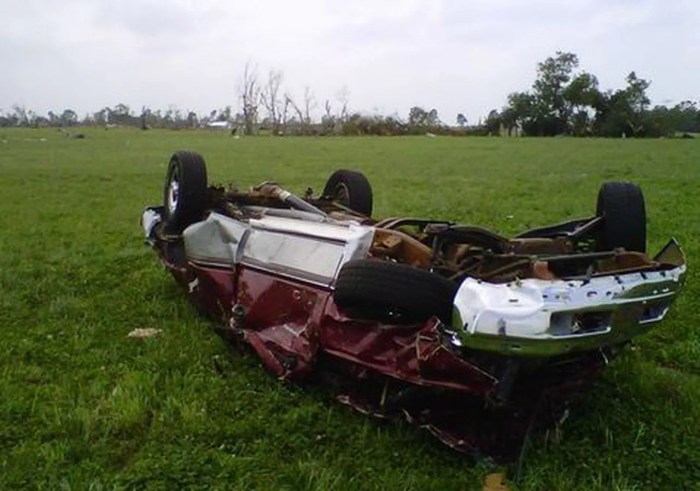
<box><xmin>483</xmin><ymin>472</ymin><xmax>510</xmax><ymax>491</ymax></box>
<box><xmin>127</xmin><ymin>328</ymin><xmax>163</xmax><ymax>339</ymax></box>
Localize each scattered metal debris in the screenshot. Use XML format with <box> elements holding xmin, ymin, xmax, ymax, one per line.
<box><xmin>127</xmin><ymin>328</ymin><xmax>163</xmax><ymax>339</ymax></box>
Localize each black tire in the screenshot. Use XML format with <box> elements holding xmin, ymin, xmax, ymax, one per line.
<box><xmin>333</xmin><ymin>260</ymin><xmax>457</xmax><ymax>324</ymax></box>
<box><xmin>163</xmin><ymin>151</ymin><xmax>208</xmax><ymax>231</ymax></box>
<box><xmin>323</xmin><ymin>169</ymin><xmax>373</xmax><ymax>216</ymax></box>
<box><xmin>596</xmin><ymin>181</ymin><xmax>646</xmax><ymax>253</ymax></box>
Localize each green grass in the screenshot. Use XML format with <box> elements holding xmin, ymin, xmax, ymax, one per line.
<box><xmin>1</xmin><ymin>128</ymin><xmax>698</xmax><ymax>490</ymax></box>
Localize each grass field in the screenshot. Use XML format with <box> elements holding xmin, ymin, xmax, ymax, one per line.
<box><xmin>1</xmin><ymin>128</ymin><xmax>698</xmax><ymax>490</ymax></box>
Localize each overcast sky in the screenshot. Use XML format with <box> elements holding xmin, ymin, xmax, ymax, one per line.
<box><xmin>1</xmin><ymin>0</ymin><xmax>698</xmax><ymax>123</ymax></box>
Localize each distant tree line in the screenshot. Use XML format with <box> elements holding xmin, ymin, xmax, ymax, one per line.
<box><xmin>0</xmin><ymin>100</ymin><xmax>456</xmax><ymax>136</ymax></box>
<box><xmin>2</xmin><ymin>53</ymin><xmax>697</xmax><ymax>137</ymax></box>
<box><xmin>0</xmin><ymin>103</ymin><xmax>213</xmax><ymax>130</ymax></box>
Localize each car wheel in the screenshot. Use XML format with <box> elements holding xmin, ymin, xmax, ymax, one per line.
<box><xmin>163</xmin><ymin>150</ymin><xmax>208</xmax><ymax>232</ymax></box>
<box><xmin>323</xmin><ymin>169</ymin><xmax>373</xmax><ymax>216</ymax></box>
<box><xmin>596</xmin><ymin>181</ymin><xmax>646</xmax><ymax>253</ymax></box>
<box><xmin>333</xmin><ymin>260</ymin><xmax>457</xmax><ymax>324</ymax></box>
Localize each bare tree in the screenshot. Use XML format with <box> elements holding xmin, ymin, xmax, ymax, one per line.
<box><xmin>240</xmin><ymin>62</ymin><xmax>260</xmax><ymax>135</ymax></box>
<box><xmin>322</xmin><ymin>99</ymin><xmax>335</xmax><ymax>133</ymax></box>
<box><xmin>285</xmin><ymin>93</ymin><xmax>305</xmax><ymax>134</ymax></box>
<box><xmin>321</xmin><ymin>87</ymin><xmax>350</xmax><ymax>134</ymax></box>
<box><xmin>260</xmin><ymin>70</ymin><xmax>284</xmax><ymax>135</ymax></box>
<box><xmin>304</xmin><ymin>85</ymin><xmax>318</xmax><ymax>134</ymax></box>
<box><xmin>280</xmin><ymin>95</ymin><xmax>291</xmax><ymax>135</ymax></box>
<box><xmin>303</xmin><ymin>86</ymin><xmax>316</xmax><ymax>131</ymax></box>
<box><xmin>335</xmin><ymin>86</ymin><xmax>350</xmax><ymax>123</ymax></box>
<box><xmin>285</xmin><ymin>86</ymin><xmax>315</xmax><ymax>135</ymax></box>
<box><xmin>11</xmin><ymin>104</ymin><xmax>29</xmax><ymax>126</ymax></box>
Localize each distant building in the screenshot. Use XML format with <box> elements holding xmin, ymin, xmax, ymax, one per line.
<box><xmin>206</xmin><ymin>121</ymin><xmax>233</xmax><ymax>130</ymax></box>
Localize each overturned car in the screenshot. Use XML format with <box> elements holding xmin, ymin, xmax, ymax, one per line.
<box><xmin>142</xmin><ymin>151</ymin><xmax>685</xmax><ymax>460</ymax></box>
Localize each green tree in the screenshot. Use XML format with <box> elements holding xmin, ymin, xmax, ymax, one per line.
<box><xmin>503</xmin><ymin>92</ymin><xmax>536</xmax><ymax>134</ymax></box>
<box><xmin>456</xmin><ymin>113</ymin><xmax>467</xmax><ymax>127</ymax></box>
<box><xmin>500</xmin><ymin>52</ymin><xmax>585</xmax><ymax>136</ymax></box>
<box><xmin>110</xmin><ymin>103</ymin><xmax>132</xmax><ymax>125</ymax></box>
<box><xmin>60</xmin><ymin>109</ymin><xmax>78</xmax><ymax>126</ymax></box>
<box><xmin>563</xmin><ymin>72</ymin><xmax>600</xmax><ymax>135</ymax></box>
<box><xmin>484</xmin><ymin>109</ymin><xmax>501</xmax><ymax>135</ymax></box>
<box><xmin>531</xmin><ymin>51</ymin><xmax>579</xmax><ymax>135</ymax></box>
<box><xmin>47</xmin><ymin>110</ymin><xmax>60</xmax><ymax>126</ymax></box>
<box><xmin>594</xmin><ymin>72</ymin><xmax>652</xmax><ymax>137</ymax></box>
<box><xmin>407</xmin><ymin>106</ymin><xmax>440</xmax><ymax>133</ymax></box>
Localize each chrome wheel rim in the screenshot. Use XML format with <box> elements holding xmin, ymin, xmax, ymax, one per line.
<box><xmin>335</xmin><ymin>183</ymin><xmax>350</xmax><ymax>205</ymax></box>
<box><xmin>167</xmin><ymin>174</ymin><xmax>180</xmax><ymax>215</ymax></box>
